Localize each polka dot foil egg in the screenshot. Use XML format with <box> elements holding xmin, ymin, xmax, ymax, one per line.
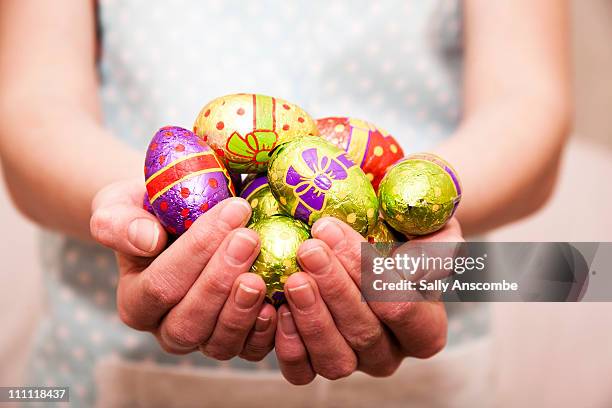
<box><xmin>193</xmin><ymin>93</ymin><xmax>319</xmax><ymax>174</ymax></box>
<box><xmin>378</xmin><ymin>153</ymin><xmax>461</xmax><ymax>236</ymax></box>
<box><xmin>315</xmin><ymin>117</ymin><xmax>404</xmax><ymax>190</ymax></box>
<box><xmin>268</xmin><ymin>136</ymin><xmax>379</xmax><ymax>236</ymax></box>
<box><xmin>144</xmin><ymin>126</ymin><xmax>236</xmax><ymax>236</ymax></box>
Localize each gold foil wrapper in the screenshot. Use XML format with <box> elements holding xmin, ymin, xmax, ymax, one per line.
<box><xmin>249</xmin><ymin>215</ymin><xmax>311</xmax><ymax>303</ymax></box>
<box><xmin>193</xmin><ymin>94</ymin><xmax>318</xmax><ymax>174</ymax></box>
<box><xmin>367</xmin><ymin>219</ymin><xmax>399</xmax><ymax>243</ymax></box>
<box><xmin>241</xmin><ymin>175</ymin><xmax>283</xmax><ymax>225</ymax></box>
<box><xmin>378</xmin><ymin>153</ymin><xmax>461</xmax><ymax>235</ymax></box>
<box><xmin>268</xmin><ymin>136</ymin><xmax>379</xmax><ymax>236</ymax></box>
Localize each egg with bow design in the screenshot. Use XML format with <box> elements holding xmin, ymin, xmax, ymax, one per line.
<box><xmin>144</xmin><ymin>126</ymin><xmax>236</xmax><ymax>236</ymax></box>
<box><xmin>193</xmin><ymin>94</ymin><xmax>318</xmax><ymax>174</ymax></box>
<box><xmin>268</xmin><ymin>136</ymin><xmax>379</xmax><ymax>236</ymax></box>
<box><xmin>316</xmin><ymin>117</ymin><xmax>404</xmax><ymax>190</ymax></box>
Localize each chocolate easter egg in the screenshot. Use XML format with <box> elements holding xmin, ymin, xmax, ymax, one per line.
<box><xmin>142</xmin><ymin>192</ymin><xmax>155</xmax><ymax>215</ymax></box>
<box><xmin>144</xmin><ymin>126</ymin><xmax>235</xmax><ymax>236</ymax></box>
<box><xmin>249</xmin><ymin>215</ymin><xmax>311</xmax><ymax>305</ymax></box>
<box><xmin>240</xmin><ymin>175</ymin><xmax>283</xmax><ymax>225</ymax></box>
<box><xmin>193</xmin><ymin>94</ymin><xmax>318</xmax><ymax>174</ymax></box>
<box><xmin>316</xmin><ymin>117</ymin><xmax>404</xmax><ymax>190</ymax></box>
<box><xmin>268</xmin><ymin>136</ymin><xmax>379</xmax><ymax>235</ymax></box>
<box><xmin>367</xmin><ymin>219</ymin><xmax>399</xmax><ymax>243</ymax></box>
<box><xmin>378</xmin><ymin>153</ymin><xmax>461</xmax><ymax>236</ymax></box>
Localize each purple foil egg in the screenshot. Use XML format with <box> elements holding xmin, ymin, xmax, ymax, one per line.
<box><xmin>144</xmin><ymin>126</ymin><xmax>235</xmax><ymax>236</ymax></box>
<box><xmin>142</xmin><ymin>192</ymin><xmax>155</xmax><ymax>215</ymax></box>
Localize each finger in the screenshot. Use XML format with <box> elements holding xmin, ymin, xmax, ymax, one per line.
<box><xmin>297</xmin><ymin>239</ymin><xmax>401</xmax><ymax>376</ymax></box>
<box><xmin>239</xmin><ymin>303</ymin><xmax>277</xmax><ymax>362</ymax></box>
<box><xmin>200</xmin><ymin>273</ymin><xmax>266</xmax><ymax>360</ymax></box>
<box><xmin>91</xmin><ymin>184</ymin><xmax>168</xmax><ymax>257</ymax></box>
<box><xmin>275</xmin><ymin>305</ymin><xmax>315</xmax><ymax>385</ymax></box>
<box><xmin>312</xmin><ymin>217</ymin><xmax>448</xmax><ymax>359</ymax></box>
<box><xmin>157</xmin><ymin>228</ymin><xmax>260</xmax><ymax>352</ymax></box>
<box><xmin>310</xmin><ymin>217</ymin><xmax>366</xmax><ymax>285</ymax></box>
<box><xmin>373</xmin><ymin>301</ymin><xmax>448</xmax><ymax>358</ymax></box>
<box><xmin>284</xmin><ymin>273</ymin><xmax>357</xmax><ymax>380</ymax></box>
<box><xmin>116</xmin><ymin>198</ymin><xmax>252</xmax><ymax>331</ymax></box>
<box><xmin>297</xmin><ymin>239</ymin><xmax>384</xmax><ymax>352</ymax></box>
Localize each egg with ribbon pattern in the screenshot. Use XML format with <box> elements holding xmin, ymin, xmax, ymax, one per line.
<box><xmin>268</xmin><ymin>136</ymin><xmax>379</xmax><ymax>236</ymax></box>
<box><xmin>316</xmin><ymin>117</ymin><xmax>404</xmax><ymax>191</ymax></box>
<box><xmin>144</xmin><ymin>126</ymin><xmax>236</xmax><ymax>236</ymax></box>
<box><xmin>249</xmin><ymin>215</ymin><xmax>311</xmax><ymax>305</ymax></box>
<box><xmin>193</xmin><ymin>93</ymin><xmax>319</xmax><ymax>174</ymax></box>
<box><xmin>240</xmin><ymin>174</ymin><xmax>283</xmax><ymax>225</ymax></box>
<box><xmin>378</xmin><ymin>153</ymin><xmax>461</xmax><ymax>236</ymax></box>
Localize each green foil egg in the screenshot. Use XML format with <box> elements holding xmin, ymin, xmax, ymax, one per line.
<box><xmin>378</xmin><ymin>153</ymin><xmax>461</xmax><ymax>236</ymax></box>
<box><xmin>367</xmin><ymin>219</ymin><xmax>399</xmax><ymax>243</ymax></box>
<box><xmin>268</xmin><ymin>136</ymin><xmax>379</xmax><ymax>236</ymax></box>
<box><xmin>241</xmin><ymin>174</ymin><xmax>283</xmax><ymax>225</ymax></box>
<box><xmin>249</xmin><ymin>215</ymin><xmax>311</xmax><ymax>304</ymax></box>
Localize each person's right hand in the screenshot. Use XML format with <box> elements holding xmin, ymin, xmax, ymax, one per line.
<box><xmin>90</xmin><ymin>178</ymin><xmax>277</xmax><ymax>361</ymax></box>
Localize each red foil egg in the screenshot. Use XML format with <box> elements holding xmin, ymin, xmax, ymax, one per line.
<box><xmin>315</xmin><ymin>117</ymin><xmax>404</xmax><ymax>190</ymax></box>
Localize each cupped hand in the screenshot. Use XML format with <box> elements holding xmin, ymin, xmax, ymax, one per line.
<box><xmin>90</xmin><ymin>178</ymin><xmax>276</xmax><ymax>361</ymax></box>
<box><xmin>275</xmin><ymin>217</ymin><xmax>463</xmax><ymax>385</ymax></box>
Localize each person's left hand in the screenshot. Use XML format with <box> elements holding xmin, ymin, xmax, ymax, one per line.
<box><xmin>274</xmin><ymin>217</ymin><xmax>463</xmax><ymax>385</ymax></box>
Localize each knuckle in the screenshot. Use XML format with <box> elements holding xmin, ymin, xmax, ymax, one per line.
<box><xmin>164</xmin><ymin>322</ymin><xmax>204</xmax><ymax>349</ymax></box>
<box><xmin>412</xmin><ymin>332</ymin><xmax>447</xmax><ymax>359</ymax></box>
<box><xmin>319</xmin><ymin>360</ymin><xmax>356</xmax><ymax>381</ymax></box>
<box><xmin>218</xmin><ymin>314</ymin><xmax>250</xmax><ymax>334</ymax></box>
<box><xmin>365</xmin><ymin>360</ymin><xmax>402</xmax><ymax>378</ymax></box>
<box><xmin>141</xmin><ymin>274</ymin><xmax>182</xmax><ymax>308</ymax></box>
<box><xmin>201</xmin><ymin>344</ymin><xmax>236</xmax><ymax>361</ymax></box>
<box><xmin>90</xmin><ymin>210</ymin><xmax>113</xmax><ymax>246</ymax></box>
<box><xmin>286</xmin><ymin>372</ymin><xmax>316</xmax><ymax>386</ymax></box>
<box><xmin>381</xmin><ymin>302</ymin><xmax>415</xmax><ymax>325</ymax></box>
<box><xmin>297</xmin><ymin>317</ymin><xmax>328</xmax><ymax>340</ymax></box>
<box><xmin>117</xmin><ymin>303</ymin><xmax>147</xmax><ymax>331</ymax></box>
<box><xmin>206</xmin><ymin>272</ymin><xmax>234</xmax><ymax>296</ymax></box>
<box><xmin>277</xmin><ymin>347</ymin><xmax>307</xmax><ymax>367</ymax></box>
<box><xmin>186</xmin><ymin>227</ymin><xmax>217</xmax><ymax>261</ymax></box>
<box><xmin>347</xmin><ymin>325</ymin><xmax>383</xmax><ymax>352</ymax></box>
<box><xmin>240</xmin><ymin>343</ymin><xmax>271</xmax><ymax>362</ymax></box>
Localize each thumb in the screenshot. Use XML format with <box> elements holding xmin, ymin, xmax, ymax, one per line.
<box><xmin>90</xmin><ymin>181</ymin><xmax>167</xmax><ymax>257</ymax></box>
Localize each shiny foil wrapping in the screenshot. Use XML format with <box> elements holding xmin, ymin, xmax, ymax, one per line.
<box><xmin>268</xmin><ymin>136</ymin><xmax>379</xmax><ymax>236</ymax></box>
<box><xmin>144</xmin><ymin>126</ymin><xmax>235</xmax><ymax>236</ymax></box>
<box><xmin>367</xmin><ymin>219</ymin><xmax>399</xmax><ymax>243</ymax></box>
<box><xmin>249</xmin><ymin>215</ymin><xmax>311</xmax><ymax>304</ymax></box>
<box><xmin>378</xmin><ymin>153</ymin><xmax>461</xmax><ymax>236</ymax></box>
<box><xmin>142</xmin><ymin>191</ymin><xmax>155</xmax><ymax>215</ymax></box>
<box><xmin>240</xmin><ymin>175</ymin><xmax>283</xmax><ymax>225</ymax></box>
<box><xmin>193</xmin><ymin>94</ymin><xmax>318</xmax><ymax>174</ymax></box>
<box><xmin>316</xmin><ymin>117</ymin><xmax>404</xmax><ymax>191</ymax></box>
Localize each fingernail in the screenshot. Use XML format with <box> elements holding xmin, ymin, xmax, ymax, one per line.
<box><xmin>312</xmin><ymin>219</ymin><xmax>344</xmax><ymax>249</ymax></box>
<box><xmin>287</xmin><ymin>283</ymin><xmax>316</xmax><ymax>310</ymax></box>
<box><xmin>280</xmin><ymin>312</ymin><xmax>298</xmax><ymax>337</ymax></box>
<box><xmin>255</xmin><ymin>316</ymin><xmax>271</xmax><ymax>332</ymax></box>
<box><xmin>226</xmin><ymin>231</ymin><xmax>258</xmax><ymax>266</ymax></box>
<box><xmin>235</xmin><ymin>283</ymin><xmax>261</xmax><ymax>309</ymax></box>
<box><xmin>127</xmin><ymin>218</ymin><xmax>159</xmax><ymax>253</ymax></box>
<box><xmin>299</xmin><ymin>245</ymin><xmax>330</xmax><ymax>275</ymax></box>
<box><xmin>220</xmin><ymin>199</ymin><xmax>251</xmax><ymax>229</ymax></box>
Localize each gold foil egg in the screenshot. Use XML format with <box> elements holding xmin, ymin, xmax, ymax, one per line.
<box><xmin>249</xmin><ymin>215</ymin><xmax>311</xmax><ymax>304</ymax></box>
<box><xmin>240</xmin><ymin>174</ymin><xmax>283</xmax><ymax>225</ymax></box>
<box><xmin>193</xmin><ymin>93</ymin><xmax>318</xmax><ymax>174</ymax></box>
<box><xmin>268</xmin><ymin>136</ymin><xmax>379</xmax><ymax>236</ymax></box>
<box><xmin>378</xmin><ymin>153</ymin><xmax>461</xmax><ymax>236</ymax></box>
